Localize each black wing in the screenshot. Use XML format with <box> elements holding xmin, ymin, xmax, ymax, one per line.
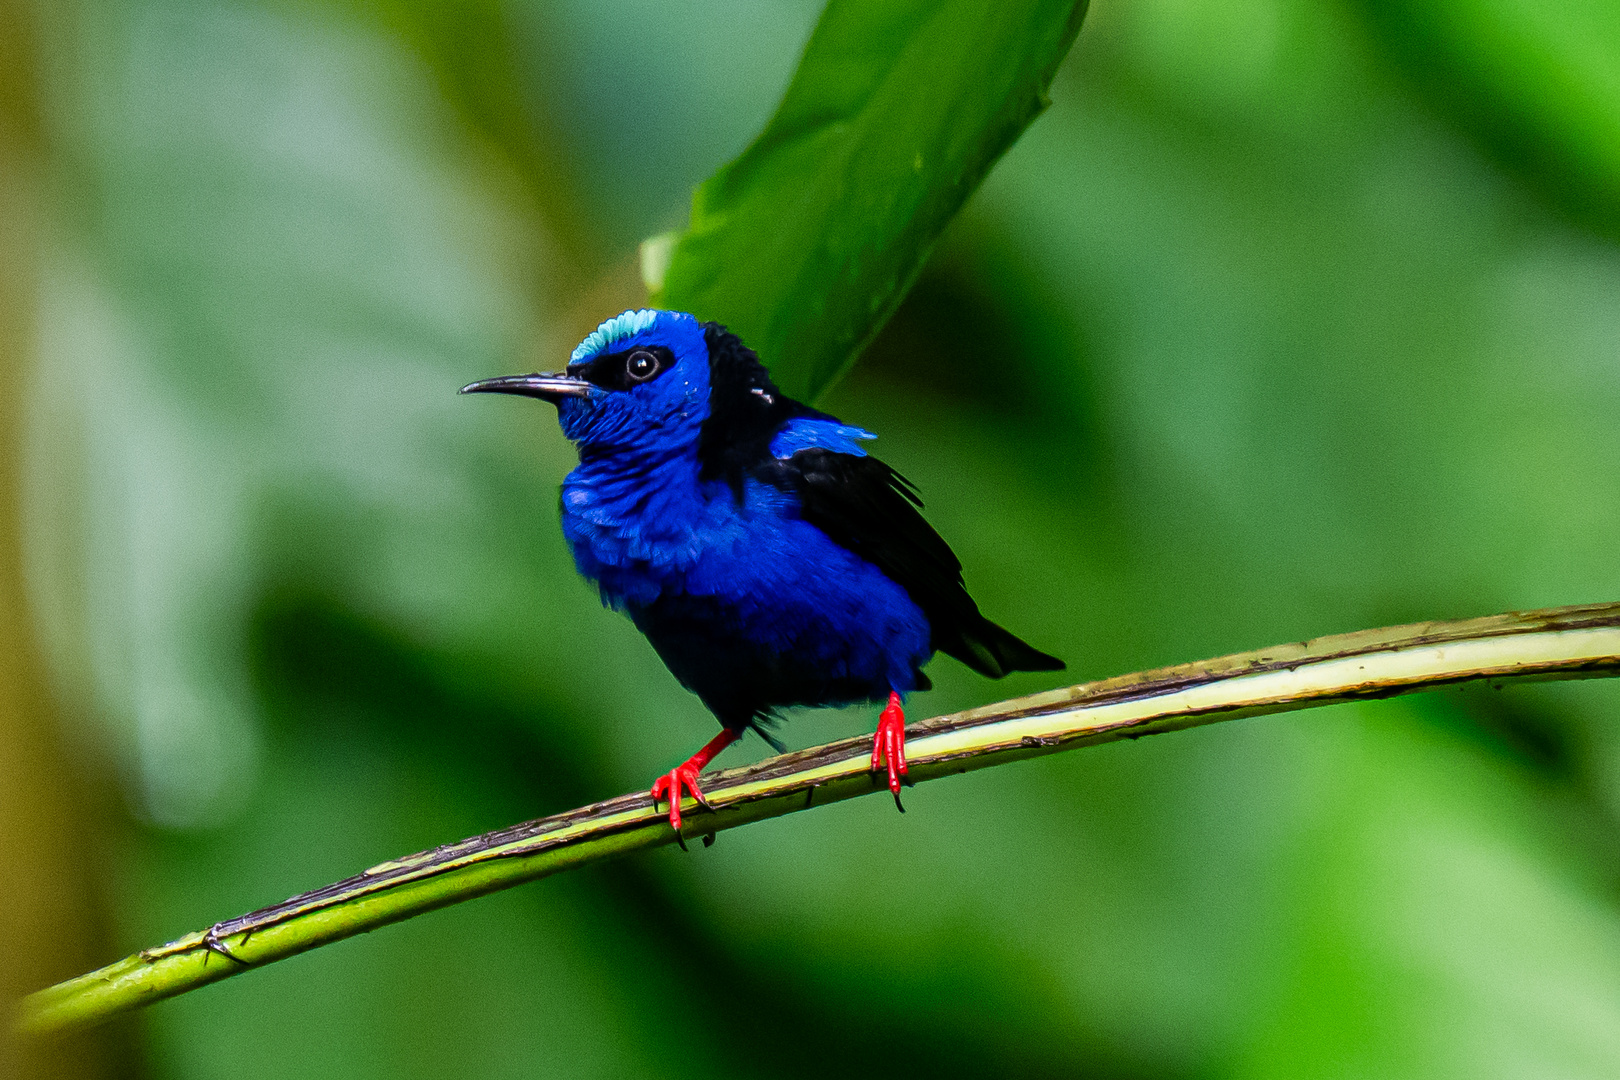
<box><xmin>759</xmin><ymin>447</ymin><xmax>1064</xmax><ymax>679</ymax></box>
<box><xmin>694</xmin><ymin>318</ymin><xmax>1061</xmax><ymax>677</ymax></box>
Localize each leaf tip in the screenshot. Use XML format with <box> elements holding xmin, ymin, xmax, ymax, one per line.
<box><xmin>639</xmin><ymin>231</ymin><xmax>679</xmax><ymax>299</ymax></box>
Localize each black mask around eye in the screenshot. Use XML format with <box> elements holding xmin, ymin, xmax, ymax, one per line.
<box><xmin>569</xmin><ymin>345</ymin><xmax>675</xmax><ymax>392</ymax></box>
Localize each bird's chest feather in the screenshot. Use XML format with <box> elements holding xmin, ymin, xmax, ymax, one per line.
<box><xmin>560</xmin><ymin>459</ymin><xmax>791</xmax><ymax>607</ymax></box>
<box><xmin>558</xmin><ymin>459</ymin><xmax>922</xmax><ymax>645</ymax></box>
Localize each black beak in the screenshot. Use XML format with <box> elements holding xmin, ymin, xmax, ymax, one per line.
<box><xmin>459</xmin><ymin>372</ymin><xmax>592</xmax><ymax>402</ymax></box>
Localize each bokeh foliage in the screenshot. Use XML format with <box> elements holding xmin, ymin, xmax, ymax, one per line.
<box><xmin>5</xmin><ymin>0</ymin><xmax>1620</xmax><ymax>1077</ymax></box>
<box><xmin>1362</xmin><ymin>0</ymin><xmax>1620</xmax><ymax>237</ymax></box>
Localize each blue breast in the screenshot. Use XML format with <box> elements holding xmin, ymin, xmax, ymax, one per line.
<box><xmin>558</xmin><ymin>442</ymin><xmax>931</xmax><ymax>724</ymax></box>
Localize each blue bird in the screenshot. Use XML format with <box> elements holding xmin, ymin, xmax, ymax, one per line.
<box><xmin>463</xmin><ymin>309</ymin><xmax>1062</xmax><ymax>835</ymax></box>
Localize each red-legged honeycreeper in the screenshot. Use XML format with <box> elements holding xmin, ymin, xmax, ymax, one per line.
<box><xmin>463</xmin><ymin>310</ymin><xmax>1063</xmax><ymax>836</ymax></box>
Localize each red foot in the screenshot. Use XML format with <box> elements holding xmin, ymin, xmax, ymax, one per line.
<box><xmin>870</xmin><ymin>691</ymin><xmax>908</xmax><ymax>811</ymax></box>
<box><xmin>651</xmin><ymin>728</ymin><xmax>739</xmax><ymax>842</ymax></box>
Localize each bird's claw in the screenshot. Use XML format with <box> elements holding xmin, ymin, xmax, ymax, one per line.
<box><xmin>649</xmin><ymin>729</ymin><xmax>740</xmax><ymax>848</ymax></box>
<box><xmin>202</xmin><ymin>924</ymin><xmax>247</xmax><ymax>966</ymax></box>
<box><xmin>870</xmin><ymin>692</ymin><xmax>908</xmax><ymax>812</ymax></box>
<box><xmin>651</xmin><ymin>763</ymin><xmax>712</xmax><ymax>836</ymax></box>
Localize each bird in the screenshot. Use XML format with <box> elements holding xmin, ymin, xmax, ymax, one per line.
<box><xmin>463</xmin><ymin>308</ymin><xmax>1063</xmax><ymax>837</ymax></box>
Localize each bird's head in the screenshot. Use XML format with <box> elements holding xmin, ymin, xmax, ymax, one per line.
<box><xmin>461</xmin><ymin>309</ymin><xmax>711</xmax><ymax>452</ymax></box>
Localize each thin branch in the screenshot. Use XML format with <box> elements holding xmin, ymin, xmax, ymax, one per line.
<box><xmin>19</xmin><ymin>602</ymin><xmax>1620</xmax><ymax>1036</ymax></box>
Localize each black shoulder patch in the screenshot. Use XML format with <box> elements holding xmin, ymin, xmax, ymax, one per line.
<box><xmin>697</xmin><ymin>322</ymin><xmax>828</xmax><ymax>499</ymax></box>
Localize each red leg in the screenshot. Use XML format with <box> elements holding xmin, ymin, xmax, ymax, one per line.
<box><xmin>651</xmin><ymin>728</ymin><xmax>739</xmax><ymax>836</ymax></box>
<box><xmin>870</xmin><ymin>691</ymin><xmax>908</xmax><ymax>811</ymax></box>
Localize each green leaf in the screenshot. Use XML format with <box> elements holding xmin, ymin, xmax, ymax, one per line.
<box><xmin>653</xmin><ymin>0</ymin><xmax>1088</xmax><ymax>402</ymax></box>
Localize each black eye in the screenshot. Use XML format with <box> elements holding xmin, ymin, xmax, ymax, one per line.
<box><xmin>626</xmin><ymin>349</ymin><xmax>660</xmax><ymax>382</ymax></box>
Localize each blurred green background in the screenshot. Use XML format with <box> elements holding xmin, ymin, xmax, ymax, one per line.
<box><xmin>5</xmin><ymin>0</ymin><xmax>1620</xmax><ymax>1076</ymax></box>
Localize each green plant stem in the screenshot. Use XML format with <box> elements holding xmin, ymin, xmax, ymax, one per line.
<box><xmin>19</xmin><ymin>601</ymin><xmax>1620</xmax><ymax>1036</ymax></box>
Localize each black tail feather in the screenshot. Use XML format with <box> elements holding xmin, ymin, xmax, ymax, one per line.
<box><xmin>747</xmin><ymin>709</ymin><xmax>788</xmax><ymax>752</ymax></box>
<box><xmin>940</xmin><ymin>618</ymin><xmax>1064</xmax><ymax>679</ymax></box>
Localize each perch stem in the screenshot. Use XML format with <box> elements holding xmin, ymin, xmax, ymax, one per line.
<box><xmin>19</xmin><ymin>601</ymin><xmax>1620</xmax><ymax>1037</ymax></box>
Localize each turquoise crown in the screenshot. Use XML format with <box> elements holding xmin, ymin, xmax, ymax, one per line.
<box><xmin>570</xmin><ymin>309</ymin><xmax>662</xmax><ymax>365</ymax></box>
